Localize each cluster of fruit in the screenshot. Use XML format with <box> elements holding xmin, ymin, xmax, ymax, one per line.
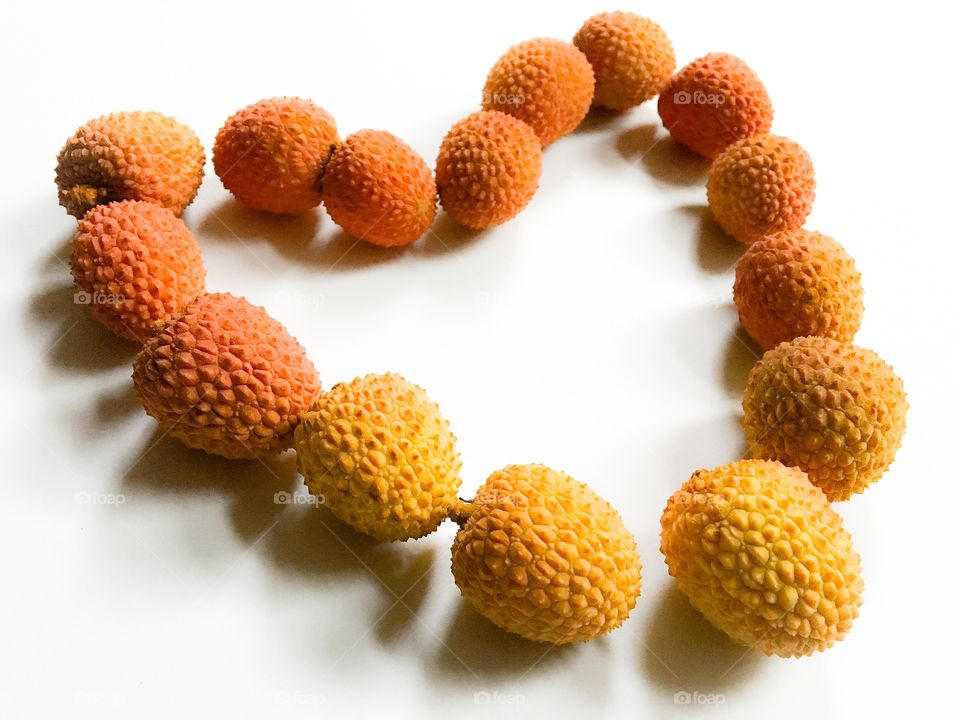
<box><xmin>53</xmin><ymin>12</ymin><xmax>906</xmax><ymax>656</ymax></box>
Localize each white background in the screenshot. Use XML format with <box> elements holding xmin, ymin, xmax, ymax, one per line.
<box><xmin>2</xmin><ymin>1</ymin><xmax>957</xmax><ymax>717</ymax></box>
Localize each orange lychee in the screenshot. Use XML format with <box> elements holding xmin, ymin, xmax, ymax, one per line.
<box><xmin>70</xmin><ymin>200</ymin><xmax>206</xmax><ymax>342</ymax></box>
<box><xmin>132</xmin><ymin>292</ymin><xmax>321</xmax><ymax>459</ymax></box>
<box><xmin>435</xmin><ymin>111</ymin><xmax>542</xmax><ymax>229</ymax></box>
<box><xmin>482</xmin><ymin>38</ymin><xmax>595</xmax><ymax>146</ymax></box>
<box><xmin>658</xmin><ymin>53</ymin><xmax>773</xmax><ymax>158</ymax></box>
<box><xmin>55</xmin><ymin>111</ymin><xmax>204</xmax><ymax>218</ymax></box>
<box><xmin>213</xmin><ymin>97</ymin><xmax>339</xmax><ymax>214</ymax></box>
<box><xmin>321</xmin><ymin>130</ymin><xmax>437</xmax><ymax>247</ymax></box>
<box><xmin>707</xmin><ymin>133</ymin><xmax>815</xmax><ymax>244</ymax></box>
<box><xmin>574</xmin><ymin>11</ymin><xmax>675</xmax><ymax>111</ymax></box>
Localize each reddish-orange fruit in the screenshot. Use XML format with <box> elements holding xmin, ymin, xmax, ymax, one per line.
<box><xmin>435</xmin><ymin>111</ymin><xmax>542</xmax><ymax>229</ymax></box>
<box><xmin>55</xmin><ymin>111</ymin><xmax>204</xmax><ymax>218</ymax></box>
<box><xmin>213</xmin><ymin>97</ymin><xmax>339</xmax><ymax>214</ymax></box>
<box><xmin>70</xmin><ymin>201</ymin><xmax>206</xmax><ymax>342</ymax></box>
<box><xmin>657</xmin><ymin>53</ymin><xmax>773</xmax><ymax>158</ymax></box>
<box><xmin>734</xmin><ymin>229</ymin><xmax>864</xmax><ymax>350</ymax></box>
<box><xmin>707</xmin><ymin>134</ymin><xmax>815</xmax><ymax>244</ymax></box>
<box><xmin>482</xmin><ymin>38</ymin><xmax>595</xmax><ymax>146</ymax></box>
<box><xmin>132</xmin><ymin>293</ymin><xmax>321</xmax><ymax>459</ymax></box>
<box><xmin>573</xmin><ymin>11</ymin><xmax>676</xmax><ymax>111</ymax></box>
<box><xmin>321</xmin><ymin>130</ymin><xmax>437</xmax><ymax>247</ymax></box>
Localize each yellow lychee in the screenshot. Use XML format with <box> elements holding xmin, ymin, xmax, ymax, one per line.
<box><xmin>450</xmin><ymin>464</ymin><xmax>641</xmax><ymax>644</ymax></box>
<box><xmin>660</xmin><ymin>459</ymin><xmax>864</xmax><ymax>657</ymax></box>
<box><xmin>294</xmin><ymin>373</ymin><xmax>461</xmax><ymax>542</ymax></box>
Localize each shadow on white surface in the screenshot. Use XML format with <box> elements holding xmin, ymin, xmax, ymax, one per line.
<box><xmin>431</xmin><ymin>601</ymin><xmax>578</xmax><ymax>679</ymax></box>
<box><xmin>723</xmin><ymin>327</ymin><xmax>761</xmax><ymax>398</ymax></box>
<box><xmin>642</xmin><ymin>585</ymin><xmax>762</xmax><ymax>697</ymax></box>
<box><xmin>29</xmin><ymin>278</ymin><xmax>138</xmax><ymax>371</ymax></box>
<box><xmin>122</xmin><ymin>431</ymin><xmax>298</xmax><ymax>543</ymax></box>
<box><xmin>616</xmin><ymin>124</ymin><xmax>709</xmax><ymax>186</ymax></box>
<box><xmin>573</xmin><ymin>107</ymin><xmax>623</xmax><ymax>136</ymax></box>
<box><xmin>264</xmin><ymin>506</ymin><xmax>436</xmax><ymax>645</ymax></box>
<box><xmin>197</xmin><ymin>199</ymin><xmax>487</xmax><ymax>270</ymax></box>
<box><xmin>412</xmin><ymin>212</ymin><xmax>485</xmax><ymax>258</ymax></box>
<box><xmin>676</xmin><ymin>204</ymin><xmax>744</xmax><ymax>274</ymax></box>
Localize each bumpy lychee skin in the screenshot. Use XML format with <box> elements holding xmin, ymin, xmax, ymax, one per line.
<box><xmin>450</xmin><ymin>464</ymin><xmax>641</xmax><ymax>644</ymax></box>
<box><xmin>573</xmin><ymin>11</ymin><xmax>676</xmax><ymax>111</ymax></box>
<box><xmin>133</xmin><ymin>293</ymin><xmax>320</xmax><ymax>459</ymax></box>
<box><xmin>294</xmin><ymin>374</ymin><xmax>461</xmax><ymax>541</ymax></box>
<box><xmin>55</xmin><ymin>112</ymin><xmax>204</xmax><ymax>218</ymax></box>
<box><xmin>213</xmin><ymin>97</ymin><xmax>339</xmax><ymax>214</ymax></box>
<box><xmin>708</xmin><ymin>133</ymin><xmax>815</xmax><ymax>244</ymax></box>
<box><xmin>435</xmin><ymin>111</ymin><xmax>542</xmax><ymax>229</ymax></box>
<box><xmin>321</xmin><ymin>130</ymin><xmax>437</xmax><ymax>247</ymax></box>
<box><xmin>742</xmin><ymin>337</ymin><xmax>908</xmax><ymax>501</ymax></box>
<box><xmin>482</xmin><ymin>38</ymin><xmax>595</xmax><ymax>146</ymax></box>
<box><xmin>70</xmin><ymin>201</ymin><xmax>206</xmax><ymax>342</ymax></box>
<box><xmin>661</xmin><ymin>459</ymin><xmax>864</xmax><ymax>657</ymax></box>
<box><xmin>734</xmin><ymin>229</ymin><xmax>863</xmax><ymax>350</ymax></box>
<box><xmin>657</xmin><ymin>53</ymin><xmax>773</xmax><ymax>158</ymax></box>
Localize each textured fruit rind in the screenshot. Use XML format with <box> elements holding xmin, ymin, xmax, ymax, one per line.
<box><xmin>742</xmin><ymin>337</ymin><xmax>908</xmax><ymax>500</ymax></box>
<box><xmin>294</xmin><ymin>373</ymin><xmax>461</xmax><ymax>541</ymax></box>
<box><xmin>213</xmin><ymin>97</ymin><xmax>339</xmax><ymax>214</ymax></box>
<box><xmin>435</xmin><ymin>111</ymin><xmax>542</xmax><ymax>229</ymax></box>
<box><xmin>321</xmin><ymin>130</ymin><xmax>437</xmax><ymax>247</ymax></box>
<box><xmin>657</xmin><ymin>53</ymin><xmax>773</xmax><ymax>158</ymax></box>
<box><xmin>573</xmin><ymin>11</ymin><xmax>676</xmax><ymax>111</ymax></box>
<box><xmin>70</xmin><ymin>200</ymin><xmax>206</xmax><ymax>342</ymax></box>
<box><xmin>707</xmin><ymin>133</ymin><xmax>815</xmax><ymax>244</ymax></box>
<box><xmin>132</xmin><ymin>292</ymin><xmax>320</xmax><ymax>459</ymax></box>
<box><xmin>734</xmin><ymin>229</ymin><xmax>863</xmax><ymax>350</ymax></box>
<box><xmin>482</xmin><ymin>38</ymin><xmax>595</xmax><ymax>146</ymax></box>
<box><xmin>660</xmin><ymin>459</ymin><xmax>864</xmax><ymax>657</ymax></box>
<box><xmin>55</xmin><ymin>111</ymin><xmax>205</xmax><ymax>218</ymax></box>
<box><xmin>451</xmin><ymin>464</ymin><xmax>641</xmax><ymax>644</ymax></box>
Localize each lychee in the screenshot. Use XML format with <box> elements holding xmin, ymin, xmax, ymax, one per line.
<box><xmin>707</xmin><ymin>133</ymin><xmax>816</xmax><ymax>244</ymax></box>
<box><xmin>321</xmin><ymin>130</ymin><xmax>437</xmax><ymax>247</ymax></box>
<box><xmin>450</xmin><ymin>464</ymin><xmax>641</xmax><ymax>644</ymax></box>
<box><xmin>132</xmin><ymin>293</ymin><xmax>320</xmax><ymax>459</ymax></box>
<box><xmin>660</xmin><ymin>459</ymin><xmax>864</xmax><ymax>657</ymax></box>
<box><xmin>55</xmin><ymin>111</ymin><xmax>204</xmax><ymax>218</ymax></box>
<box><xmin>213</xmin><ymin>97</ymin><xmax>339</xmax><ymax>214</ymax></box>
<box><xmin>734</xmin><ymin>229</ymin><xmax>863</xmax><ymax>350</ymax></box>
<box><xmin>573</xmin><ymin>11</ymin><xmax>676</xmax><ymax>111</ymax></box>
<box><xmin>482</xmin><ymin>38</ymin><xmax>595</xmax><ymax>146</ymax></box>
<box><xmin>435</xmin><ymin>111</ymin><xmax>542</xmax><ymax>229</ymax></box>
<box><xmin>742</xmin><ymin>336</ymin><xmax>908</xmax><ymax>500</ymax></box>
<box><xmin>658</xmin><ymin>53</ymin><xmax>773</xmax><ymax>158</ymax></box>
<box><xmin>294</xmin><ymin>373</ymin><xmax>461</xmax><ymax>541</ymax></box>
<box><xmin>70</xmin><ymin>200</ymin><xmax>206</xmax><ymax>342</ymax></box>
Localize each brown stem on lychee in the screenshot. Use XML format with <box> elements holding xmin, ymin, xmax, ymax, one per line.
<box><xmin>62</xmin><ymin>184</ymin><xmax>108</xmax><ymax>218</ymax></box>
<box><xmin>448</xmin><ymin>498</ymin><xmax>476</xmax><ymax>525</ymax></box>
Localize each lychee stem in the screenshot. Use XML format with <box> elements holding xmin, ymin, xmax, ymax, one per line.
<box><xmin>62</xmin><ymin>184</ymin><xmax>108</xmax><ymax>217</ymax></box>
<box><xmin>448</xmin><ymin>498</ymin><xmax>476</xmax><ymax>525</ymax></box>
